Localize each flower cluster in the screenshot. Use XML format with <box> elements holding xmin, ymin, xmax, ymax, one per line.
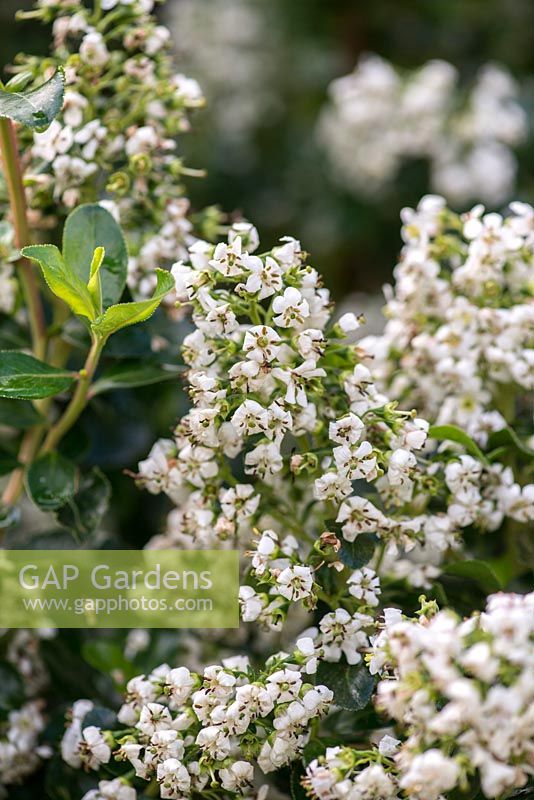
<box><xmin>0</xmin><ymin>629</ymin><xmax>54</xmax><ymax>788</ymax></box>
<box><xmin>137</xmin><ymin>222</ymin><xmax>532</xmax><ymax>595</ymax></box>
<box><xmin>169</xmin><ymin>0</ymin><xmax>281</xmax><ymax>152</ymax></box>
<box><xmin>305</xmin><ymin>592</ymin><xmax>534</xmax><ymax>800</ymax></box>
<box><xmin>319</xmin><ymin>55</ymin><xmax>527</xmax><ymax>205</ymax></box>
<box><xmin>61</xmin><ymin>652</ymin><xmax>334</xmax><ymax>798</ymax></box>
<box><xmin>0</xmin><ymin>700</ymin><xmax>49</xmax><ymax>787</ymax></box>
<box><xmin>359</xmin><ymin>196</ymin><xmax>534</xmax><ymax>445</ymax></box>
<box><xmin>57</xmin><ymin>218</ymin><xmax>533</xmax><ymax>798</ymax></box>
<box><xmin>13</xmin><ymin>0</ymin><xmax>209</xmax><ymax>299</ymax></box>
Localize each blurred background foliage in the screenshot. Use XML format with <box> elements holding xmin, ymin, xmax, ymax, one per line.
<box><xmin>2</xmin><ymin>0</ymin><xmax>533</xmax><ymax>300</ymax></box>
<box><xmin>1</xmin><ymin>0</ymin><xmax>533</xmax><ymax>548</ymax></box>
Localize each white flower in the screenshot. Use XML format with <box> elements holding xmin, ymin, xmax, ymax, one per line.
<box><xmin>79</xmin><ymin>32</ymin><xmax>109</xmax><ymax>67</ymax></box>
<box><xmin>377</xmin><ymin>734</ymin><xmax>401</xmax><ymax>756</ymax></box>
<box><xmin>296</xmin><ymin>637</ymin><xmax>319</xmax><ymax>674</ymax></box>
<box><xmin>137</xmin><ymin>703</ymin><xmax>173</xmax><ymax>736</ymax></box>
<box><xmin>165</xmin><ymin>667</ymin><xmax>196</xmax><ymax>706</ymax></box>
<box><xmin>219</xmin><ymin>761</ymin><xmax>254</xmax><ymax>792</ymax></box>
<box><xmin>266</xmin><ymin>669</ymin><xmax>302</xmax><ymax>703</ymax></box>
<box><xmin>318</xmin><ymin>608</ymin><xmax>370</xmax><ymax>664</ymax></box>
<box><xmin>337</xmin><ymin>312</ymin><xmax>363</xmax><ymax>333</ymax></box>
<box><xmin>232</xmin><ymin>400</ymin><xmax>269</xmax><ymax>436</ymax></box>
<box><xmin>220</xmin><ymin>484</ymin><xmax>259</xmax><ymax>521</ymax></box>
<box><xmin>355</xmin><ymin>764</ymin><xmax>397</xmax><ymax>798</ymax></box>
<box><xmin>82</xmin><ymin>778</ymin><xmax>137</xmax><ymax>800</ymax></box>
<box><xmin>444</xmin><ymin>455</ymin><xmax>482</xmax><ymax>503</ymax></box>
<box><xmin>33</xmin><ymin>121</ymin><xmax>73</xmax><ymax>162</ymax></box>
<box><xmin>209</xmin><ymin>238</ymin><xmax>244</xmax><ymax>277</ymax></box>
<box><xmin>478</xmin><ymin>756</ymin><xmax>519</xmax><ymax>798</ymax></box>
<box><xmin>347</xmin><ymin>567</ymin><xmax>381</xmax><ymax>607</ymax></box>
<box><xmin>272</xmin><ymin>287</ymin><xmax>310</xmax><ymax>328</ymax></box>
<box><xmin>78</xmin><ymin>726</ymin><xmax>111</xmax><ymax>771</ymax></box>
<box><xmin>399</xmin><ymin>750</ymin><xmax>460</xmax><ymax>800</ymax></box>
<box><xmin>62</xmin><ymin>90</ymin><xmax>88</xmax><ymax>127</ymax></box>
<box><xmin>195</xmin><ymin>726</ymin><xmax>231</xmax><ymax>760</ymax></box>
<box><xmin>125</xmin><ymin>125</ymin><xmax>159</xmax><ymax>157</ymax></box>
<box><xmin>157</xmin><ymin>758</ymin><xmax>191</xmax><ymax>799</ymax></box>
<box><xmin>500</xmin><ymin>483</ymin><xmax>534</xmax><ymax>522</ymax></box>
<box><xmin>145</xmin><ymin>25</ymin><xmax>171</xmax><ymax>56</ymax></box>
<box><xmin>251</xmin><ymin>530</ymin><xmax>279</xmax><ymax>575</ymax></box>
<box><xmin>329</xmin><ymin>413</ymin><xmax>365</xmax><ymax>445</ymax></box>
<box><xmin>333</xmin><ymin>440</ymin><xmax>378</xmax><ymax>481</ymax></box>
<box><xmin>245</xmin><ymin>442</ymin><xmax>283</xmax><ymax>479</ymax></box>
<box><xmin>229</xmin><ymin>222</ymin><xmax>260</xmax><ymax>252</ymax></box>
<box><xmin>336</xmin><ymin>496</ymin><xmax>388</xmax><ymax>541</ymax></box>
<box><xmin>314</xmin><ymin>471</ymin><xmax>352</xmax><ymax>502</ymax></box>
<box><xmin>276</xmin><ymin>565</ymin><xmax>314</xmax><ymax>602</ymax></box>
<box><xmin>296</xmin><ymin>329</ymin><xmax>325</xmax><ymax>361</ymax></box>
<box><xmin>239</xmin><ymin>585</ymin><xmax>265</xmax><ymax>622</ymax></box>
<box><xmin>243</xmin><ymin>325</ymin><xmax>281</xmax><ymax>363</ymax></box>
<box><xmin>244</xmin><ymin>255</ymin><xmax>283</xmax><ymax>299</ymax></box>
<box><xmin>387</xmin><ymin>448</ymin><xmax>416</xmax><ymax>500</ymax></box>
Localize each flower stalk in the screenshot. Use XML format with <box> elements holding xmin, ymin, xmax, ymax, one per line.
<box><xmin>40</xmin><ymin>337</ymin><xmax>104</xmax><ymax>455</ymax></box>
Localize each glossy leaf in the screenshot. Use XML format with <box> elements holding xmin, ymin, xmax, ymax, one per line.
<box><xmin>444</xmin><ymin>559</ymin><xmax>502</xmax><ymax>594</ymax></box>
<box><xmin>26</xmin><ymin>452</ymin><xmax>77</xmax><ymax>511</ymax></box>
<box><xmin>428</xmin><ymin>424</ymin><xmax>488</xmax><ymax>463</ymax></box>
<box><xmin>82</xmin><ymin>642</ymin><xmax>134</xmax><ymax>684</ymax></box>
<box><xmin>22</xmin><ymin>245</ymin><xmax>97</xmax><ymax>320</ymax></box>
<box><xmin>0</xmin><ymin>664</ymin><xmax>24</xmax><ymax>712</ymax></box>
<box><xmin>91</xmin><ymin>269</ymin><xmax>174</xmax><ymax>341</ymax></box>
<box><xmin>0</xmin><ymin>398</ymin><xmax>43</xmax><ymax>428</ymax></box>
<box><xmin>339</xmin><ymin>533</ymin><xmax>376</xmax><ymax>569</ymax></box>
<box><xmin>0</xmin><ymin>449</ymin><xmax>19</xmax><ymax>476</ymax></box>
<box><xmin>316</xmin><ymin>661</ymin><xmax>374</xmax><ymax>711</ymax></box>
<box><xmin>90</xmin><ymin>361</ymin><xmax>182</xmax><ymax>396</ymax></box>
<box><xmin>0</xmin><ymin>68</ymin><xmax>64</xmax><ymax>130</ymax></box>
<box><xmin>56</xmin><ymin>467</ymin><xmax>111</xmax><ymax>539</ymax></box>
<box><xmin>487</xmin><ymin>426</ymin><xmax>534</xmax><ymax>460</ymax></box>
<box><xmin>63</xmin><ymin>204</ymin><xmax>128</xmax><ymax>308</ymax></box>
<box><xmin>290</xmin><ymin>765</ymin><xmax>309</xmax><ymax>800</ymax></box>
<box><xmin>0</xmin><ymin>351</ymin><xmax>75</xmax><ymax>399</ymax></box>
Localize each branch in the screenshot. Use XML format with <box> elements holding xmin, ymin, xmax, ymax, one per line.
<box><xmin>0</xmin><ymin>117</ymin><xmax>47</xmax><ymax>359</ymax></box>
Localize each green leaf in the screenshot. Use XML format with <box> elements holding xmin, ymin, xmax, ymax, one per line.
<box><xmin>56</xmin><ymin>467</ymin><xmax>111</xmax><ymax>539</ymax></box>
<box><xmin>82</xmin><ymin>705</ymin><xmax>118</xmax><ymax>732</ymax></box>
<box><xmin>444</xmin><ymin>560</ymin><xmax>502</xmax><ymax>594</ymax></box>
<box><xmin>22</xmin><ymin>244</ymin><xmax>97</xmax><ymax>320</ymax></box>
<box><xmin>82</xmin><ymin>642</ymin><xmax>134</xmax><ymax>685</ymax></box>
<box><xmin>0</xmin><ymin>664</ymin><xmax>24</xmax><ymax>712</ymax></box>
<box><xmin>91</xmin><ymin>269</ymin><xmax>174</xmax><ymax>341</ymax></box>
<box><xmin>0</xmin><ymin>398</ymin><xmax>44</xmax><ymax>428</ymax></box>
<box><xmin>0</xmin><ymin>449</ymin><xmax>19</xmax><ymax>476</ymax></box>
<box><xmin>63</xmin><ymin>204</ymin><xmax>128</xmax><ymax>308</ymax></box>
<box><xmin>0</xmin><ymin>68</ymin><xmax>64</xmax><ymax>130</ymax></box>
<box><xmin>290</xmin><ymin>765</ymin><xmax>308</xmax><ymax>800</ymax></box>
<box><xmin>316</xmin><ymin>661</ymin><xmax>374</xmax><ymax>711</ymax></box>
<box><xmin>87</xmin><ymin>245</ymin><xmax>104</xmax><ymax>312</ymax></box>
<box><xmin>25</xmin><ymin>452</ymin><xmax>77</xmax><ymax>511</ymax></box>
<box><xmin>339</xmin><ymin>533</ymin><xmax>376</xmax><ymax>569</ymax></box>
<box><xmin>428</xmin><ymin>424</ymin><xmax>488</xmax><ymax>463</ymax></box>
<box><xmin>90</xmin><ymin>361</ymin><xmax>182</xmax><ymax>396</ymax></box>
<box><xmin>487</xmin><ymin>427</ymin><xmax>534</xmax><ymax>460</ymax></box>
<box><xmin>0</xmin><ymin>351</ymin><xmax>75</xmax><ymax>399</ymax></box>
